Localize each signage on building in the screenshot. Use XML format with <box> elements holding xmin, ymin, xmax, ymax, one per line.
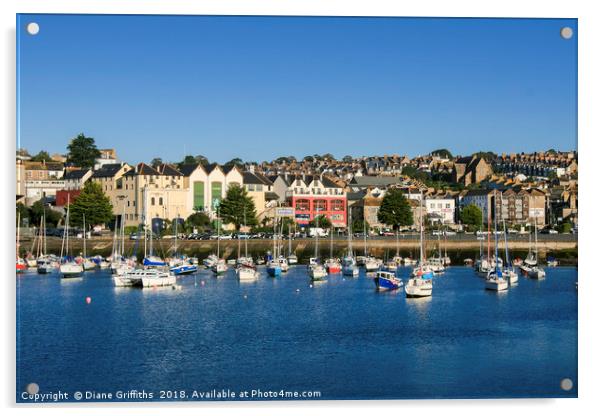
<box><xmin>276</xmin><ymin>207</ymin><xmax>295</xmax><ymax>217</ymax></box>
<box><xmin>295</xmin><ymin>214</ymin><xmax>310</xmax><ymax>220</ymax></box>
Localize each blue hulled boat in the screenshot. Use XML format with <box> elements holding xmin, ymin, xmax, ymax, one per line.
<box><xmin>170</xmin><ymin>263</ymin><xmax>198</xmax><ymax>275</ymax></box>
<box><xmin>373</xmin><ymin>271</ymin><xmax>403</xmax><ymax>291</ymax></box>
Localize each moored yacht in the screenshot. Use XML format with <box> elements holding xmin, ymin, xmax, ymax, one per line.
<box><xmin>373</xmin><ymin>271</ymin><xmax>402</xmax><ymax>291</ymax></box>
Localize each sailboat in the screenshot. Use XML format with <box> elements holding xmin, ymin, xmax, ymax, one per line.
<box><xmin>36</xmin><ymin>210</ymin><xmax>57</xmax><ymax>274</ymax></box>
<box><xmin>405</xmin><ymin>192</ymin><xmax>433</xmax><ymax>298</ymax></box>
<box><xmin>426</xmin><ymin>228</ymin><xmax>446</xmax><ymax>274</ymax></box>
<box><xmin>169</xmin><ymin>216</ymin><xmax>198</xmax><ymax>275</ymax></box>
<box><xmin>308</xmin><ymin>215</ymin><xmax>327</xmax><ymax>280</ymax></box>
<box><xmin>499</xmin><ymin>196</ymin><xmax>518</xmax><ymax>285</ymax></box>
<box><xmin>59</xmin><ymin>195</ymin><xmax>84</xmax><ymax>278</ymax></box>
<box><xmin>111</xmin><ymin>205</ymin><xmax>137</xmax><ymax>281</ymax></box>
<box><xmin>266</xmin><ymin>218</ymin><xmax>282</xmax><ymax>277</ymax></box>
<box><xmin>237</xmin><ymin>209</ymin><xmax>259</xmax><ymax>280</ymax></box>
<box><xmin>79</xmin><ymin>214</ymin><xmax>97</xmax><ymax>271</ymax></box>
<box><xmin>276</xmin><ymin>219</ymin><xmax>289</xmax><ymax>273</ymax></box>
<box><xmin>211</xmin><ymin>207</ymin><xmax>227</xmax><ymax>276</ymax></box>
<box><xmin>485</xmin><ymin>190</ymin><xmax>509</xmax><ymax>291</ymax></box>
<box><xmin>16</xmin><ymin>212</ymin><xmax>27</xmax><ymax>273</ymax></box>
<box><xmin>287</xmin><ymin>222</ymin><xmax>298</xmax><ymax>264</ymax></box>
<box><xmin>342</xmin><ymin>212</ymin><xmax>359</xmax><ymax>277</ymax></box>
<box><xmin>527</xmin><ymin>216</ymin><xmax>546</xmax><ymax>279</ymax></box>
<box><xmin>324</xmin><ymin>227</ymin><xmax>341</xmax><ymax>273</ymax></box>
<box><xmin>121</xmin><ymin>187</ymin><xmax>175</xmax><ymax>288</ymax></box>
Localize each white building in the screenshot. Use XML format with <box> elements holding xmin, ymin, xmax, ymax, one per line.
<box><xmin>425</xmin><ymin>195</ymin><xmax>456</xmax><ymax>224</ymax></box>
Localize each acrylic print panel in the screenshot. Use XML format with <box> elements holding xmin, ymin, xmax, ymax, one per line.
<box><xmin>15</xmin><ymin>14</ymin><xmax>578</xmax><ymax>403</ymax></box>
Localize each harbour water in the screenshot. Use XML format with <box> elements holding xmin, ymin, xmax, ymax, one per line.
<box><xmin>16</xmin><ymin>266</ymin><xmax>577</xmax><ymax>401</ymax></box>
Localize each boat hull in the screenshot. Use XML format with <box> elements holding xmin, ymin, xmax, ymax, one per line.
<box><xmin>404</xmin><ymin>278</ymin><xmax>433</xmax><ymax>298</ymax></box>
<box><xmin>485</xmin><ymin>279</ymin><xmax>509</xmax><ymax>291</ymax></box>
<box><xmin>373</xmin><ymin>276</ymin><xmax>402</xmax><ymax>291</ymax></box>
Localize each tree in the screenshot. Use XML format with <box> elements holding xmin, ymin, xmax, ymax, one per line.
<box><xmin>68</xmin><ymin>182</ymin><xmax>113</xmax><ymax>227</ymax></box>
<box><xmin>377</xmin><ymin>188</ymin><xmax>414</xmax><ymax>230</ymax></box>
<box><xmin>431</xmin><ymin>148</ymin><xmax>453</xmax><ymax>159</ymax></box>
<box><xmin>342</xmin><ymin>155</ymin><xmax>353</xmax><ymax>163</ymax></box>
<box><xmin>66</xmin><ymin>133</ymin><xmax>101</xmax><ymax>169</ymax></box>
<box><xmin>225</xmin><ymin>157</ymin><xmax>244</xmax><ymax>168</ymax></box>
<box><xmin>180</xmin><ymin>155</ymin><xmax>197</xmax><ymax>166</ymax></box>
<box><xmin>30</xmin><ymin>150</ymin><xmax>52</xmax><ymax>162</ymax></box>
<box><xmin>310</xmin><ymin>214</ymin><xmax>331</xmax><ymax>229</ymax></box>
<box><xmin>186</xmin><ymin>212</ymin><xmax>211</xmax><ymax>230</ymax></box>
<box><xmin>352</xmin><ymin>219</ymin><xmax>370</xmax><ymax>233</ymax></box>
<box><xmin>217</xmin><ymin>184</ymin><xmax>258</xmax><ymax>231</ymax></box>
<box><xmin>150</xmin><ymin>157</ymin><xmax>163</xmax><ymax>168</ymax></box>
<box><xmin>195</xmin><ymin>155</ymin><xmax>209</xmax><ymax>165</ymax></box>
<box><xmin>460</xmin><ymin>204</ymin><xmax>483</xmax><ymax>228</ymax></box>
<box><xmin>29</xmin><ymin>200</ymin><xmax>63</xmax><ymax>227</ymax></box>
<box><xmin>16</xmin><ymin>203</ymin><xmax>30</xmax><ymax>226</ymax></box>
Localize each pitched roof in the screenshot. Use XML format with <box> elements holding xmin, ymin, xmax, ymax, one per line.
<box><xmin>349</xmin><ymin>176</ymin><xmax>404</xmax><ymax>187</ymax></box>
<box><xmin>92</xmin><ymin>163</ymin><xmax>126</xmax><ymax>178</ymax></box>
<box><xmin>123</xmin><ymin>163</ymin><xmax>160</xmax><ymax>176</ymax></box>
<box><xmin>243</xmin><ymin>171</ymin><xmax>273</xmax><ymax>185</ymax></box>
<box><xmin>179</xmin><ymin>163</ymin><xmax>202</xmax><ymax>177</ymax></box>
<box><xmin>157</xmin><ymin>163</ymin><xmax>182</xmax><ymax>176</ymax></box>
<box><xmin>63</xmin><ymin>169</ymin><xmax>90</xmax><ymax>180</ymax></box>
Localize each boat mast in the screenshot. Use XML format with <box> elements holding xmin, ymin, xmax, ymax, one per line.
<box><xmin>16</xmin><ymin>211</ymin><xmax>21</xmax><ymax>260</ymax></box>
<box><xmin>244</xmin><ymin>207</ymin><xmax>248</xmax><ymax>258</ymax></box>
<box><xmin>419</xmin><ymin>190</ymin><xmax>424</xmax><ymax>264</ymax></box>
<box><xmin>216</xmin><ymin>206</ymin><xmax>220</xmax><ymax>258</ymax></box>
<box><xmin>347</xmin><ymin>210</ymin><xmax>353</xmax><ymax>257</ymax></box>
<box><xmin>83</xmin><ymin>214</ymin><xmax>87</xmax><ymax>258</ymax></box>
<box><xmin>493</xmin><ymin>190</ymin><xmax>499</xmax><ymax>273</ymax></box>
<box><xmin>500</xmin><ymin>192</ymin><xmax>511</xmax><ymax>271</ymax></box>
<box><xmin>363</xmin><ymin>220</ymin><xmax>367</xmax><ymax>257</ymax></box>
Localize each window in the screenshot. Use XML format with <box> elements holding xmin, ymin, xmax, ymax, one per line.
<box><xmin>211</xmin><ymin>182</ymin><xmax>222</xmax><ymax>206</ymax></box>
<box><xmin>256</xmin><ymin>184</ymin><xmax>263</xmax><ymax>192</ymax></box>
<box><xmin>159</xmin><ymin>197</ymin><xmax>163</xmax><ymax>206</ymax></box>
<box><xmin>331</xmin><ymin>199</ymin><xmax>344</xmax><ymax>211</ymax></box>
<box><xmin>151</xmin><ymin>197</ymin><xmax>155</xmax><ymax>206</ymax></box>
<box><xmin>296</xmin><ymin>199</ymin><xmax>310</xmax><ymax>211</ymax></box>
<box><xmin>193</xmin><ymin>181</ymin><xmax>205</xmax><ymax>211</ymax></box>
<box><xmin>314</xmin><ymin>199</ymin><xmax>327</xmax><ymax>211</ymax></box>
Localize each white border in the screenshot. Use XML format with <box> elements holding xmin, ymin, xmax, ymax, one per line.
<box><xmin>2</xmin><ymin>1</ymin><xmax>600</xmax><ymax>415</ymax></box>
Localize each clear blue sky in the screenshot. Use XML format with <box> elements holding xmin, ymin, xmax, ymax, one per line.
<box><xmin>17</xmin><ymin>15</ymin><xmax>577</xmax><ymax>165</ymax></box>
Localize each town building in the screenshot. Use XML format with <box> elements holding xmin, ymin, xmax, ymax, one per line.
<box><xmin>453</xmin><ymin>156</ymin><xmax>493</xmax><ymax>186</ymax></box>
<box><xmin>286</xmin><ymin>174</ymin><xmax>347</xmax><ymax>229</ymax></box>
<box><xmin>179</xmin><ymin>163</ymin><xmax>244</xmax><ymax>219</ymax></box>
<box><xmin>242</xmin><ymin>170</ymin><xmax>279</xmax><ymax>223</ymax></box>
<box><xmin>424</xmin><ymin>194</ymin><xmax>456</xmax><ymax>225</ymax></box>
<box><xmin>63</xmin><ymin>168</ymin><xmax>92</xmax><ymax>190</ymax></box>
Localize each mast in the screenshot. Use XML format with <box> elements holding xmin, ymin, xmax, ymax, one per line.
<box><xmin>174</xmin><ymin>215</ymin><xmax>178</xmax><ymax>257</ymax></box>
<box><xmin>487</xmin><ymin>200</ymin><xmax>491</xmax><ymax>265</ymax></box>
<box><xmin>395</xmin><ymin>229</ymin><xmax>399</xmax><ymax>257</ymax></box>
<box><xmin>363</xmin><ymin>220</ymin><xmax>367</xmax><ymax>256</ymax></box>
<box><xmin>216</xmin><ymin>206</ymin><xmax>220</xmax><ymax>258</ymax></box>
<box><xmin>534</xmin><ymin>215</ymin><xmax>539</xmax><ymax>264</ymax></box>
<box><xmin>501</xmin><ymin>192</ymin><xmax>511</xmax><ymax>270</ymax></box>
<box><xmin>43</xmin><ymin>209</ymin><xmax>47</xmax><ymax>257</ymax></box>
<box><xmin>83</xmin><ymin>214</ymin><xmax>87</xmax><ymax>258</ymax></box>
<box><xmin>419</xmin><ymin>190</ymin><xmax>424</xmax><ymax>264</ymax></box>
<box><xmin>347</xmin><ymin>210</ymin><xmax>353</xmax><ymax>257</ymax></box>
<box><xmin>493</xmin><ymin>190</ymin><xmax>499</xmax><ymax>273</ymax></box>
<box><xmin>16</xmin><ymin>211</ymin><xmax>21</xmax><ymax>260</ymax></box>
<box><xmin>244</xmin><ymin>208</ymin><xmax>248</xmax><ymax>258</ymax></box>
<box><xmin>330</xmin><ymin>225</ymin><xmax>334</xmax><ymax>259</ymax></box>
<box><xmin>65</xmin><ymin>194</ymin><xmax>70</xmax><ymax>258</ymax></box>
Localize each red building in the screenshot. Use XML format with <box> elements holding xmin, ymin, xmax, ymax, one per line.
<box><xmin>55</xmin><ymin>189</ymin><xmax>81</xmax><ymax>207</ymax></box>
<box><xmin>285</xmin><ymin>175</ymin><xmax>347</xmax><ymax>228</ymax></box>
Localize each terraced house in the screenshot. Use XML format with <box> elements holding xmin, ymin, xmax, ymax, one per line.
<box><xmin>286</xmin><ymin>174</ymin><xmax>347</xmax><ymax>229</ymax></box>
<box><xmin>179</xmin><ymin>163</ymin><xmax>243</xmax><ymax>218</ymax></box>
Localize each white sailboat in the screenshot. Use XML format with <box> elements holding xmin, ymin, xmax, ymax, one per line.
<box><xmin>211</xmin><ymin>206</ymin><xmax>227</xmax><ymax>275</ymax></box>
<box><xmin>499</xmin><ymin>196</ymin><xmax>518</xmax><ymax>285</ymax></box>
<box><xmin>287</xmin><ymin>222</ymin><xmax>298</xmax><ymax>264</ymax></box>
<box><xmin>59</xmin><ymin>195</ymin><xmax>84</xmax><ymax>278</ymax></box>
<box><xmin>527</xmin><ymin>217</ymin><xmax>546</xmax><ymax>279</ymax></box>
<box><xmin>342</xmin><ymin>211</ymin><xmax>359</xmax><ymax>277</ymax></box>
<box><xmin>484</xmin><ymin>190</ymin><xmax>509</xmax><ymax>292</ymax></box>
<box><xmin>308</xmin><ymin>216</ymin><xmax>327</xmax><ymax>280</ymax></box>
<box><xmin>80</xmin><ymin>214</ymin><xmax>97</xmax><ymax>271</ymax></box>
<box><xmin>405</xmin><ymin>192</ymin><xmax>433</xmax><ymax>298</ymax></box>
<box><xmin>36</xmin><ymin>210</ymin><xmax>57</xmax><ymax>274</ymax></box>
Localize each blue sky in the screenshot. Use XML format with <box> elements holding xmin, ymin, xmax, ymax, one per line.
<box><xmin>17</xmin><ymin>15</ymin><xmax>577</xmax><ymax>165</ymax></box>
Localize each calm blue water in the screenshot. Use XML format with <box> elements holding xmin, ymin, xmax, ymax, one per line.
<box><xmin>16</xmin><ymin>266</ymin><xmax>577</xmax><ymax>402</ymax></box>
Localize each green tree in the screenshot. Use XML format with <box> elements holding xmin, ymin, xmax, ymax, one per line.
<box><xmin>150</xmin><ymin>157</ymin><xmax>163</xmax><ymax>168</ymax></box>
<box><xmin>30</xmin><ymin>150</ymin><xmax>53</xmax><ymax>162</ymax></box>
<box><xmin>68</xmin><ymin>182</ymin><xmax>114</xmax><ymax>227</ymax></box>
<box><xmin>195</xmin><ymin>155</ymin><xmax>209</xmax><ymax>165</ymax></box>
<box><xmin>352</xmin><ymin>219</ymin><xmax>370</xmax><ymax>233</ymax></box>
<box><xmin>310</xmin><ymin>215</ymin><xmax>332</xmax><ymax>229</ymax></box>
<box><xmin>377</xmin><ymin>188</ymin><xmax>414</xmax><ymax>230</ymax></box>
<box><xmin>186</xmin><ymin>212</ymin><xmax>211</xmax><ymax>230</ymax></box>
<box><xmin>29</xmin><ymin>200</ymin><xmax>63</xmax><ymax>227</ymax></box>
<box><xmin>16</xmin><ymin>203</ymin><xmax>30</xmax><ymax>226</ymax></box>
<box><xmin>217</xmin><ymin>184</ymin><xmax>258</xmax><ymax>231</ymax></box>
<box><xmin>66</xmin><ymin>133</ymin><xmax>101</xmax><ymax>169</ymax></box>
<box><xmin>460</xmin><ymin>204</ymin><xmax>483</xmax><ymax>228</ymax></box>
<box><xmin>225</xmin><ymin>157</ymin><xmax>244</xmax><ymax>168</ymax></box>
<box><xmin>342</xmin><ymin>155</ymin><xmax>353</xmax><ymax>163</ymax></box>
<box><xmin>431</xmin><ymin>148</ymin><xmax>453</xmax><ymax>159</ymax></box>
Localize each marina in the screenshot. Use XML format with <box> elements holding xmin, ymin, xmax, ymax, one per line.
<box><xmin>16</xmin><ymin>264</ymin><xmax>577</xmax><ymax>401</ymax></box>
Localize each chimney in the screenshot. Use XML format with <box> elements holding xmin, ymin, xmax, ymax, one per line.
<box><xmin>249</xmin><ymin>164</ymin><xmax>255</xmax><ymax>174</ymax></box>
